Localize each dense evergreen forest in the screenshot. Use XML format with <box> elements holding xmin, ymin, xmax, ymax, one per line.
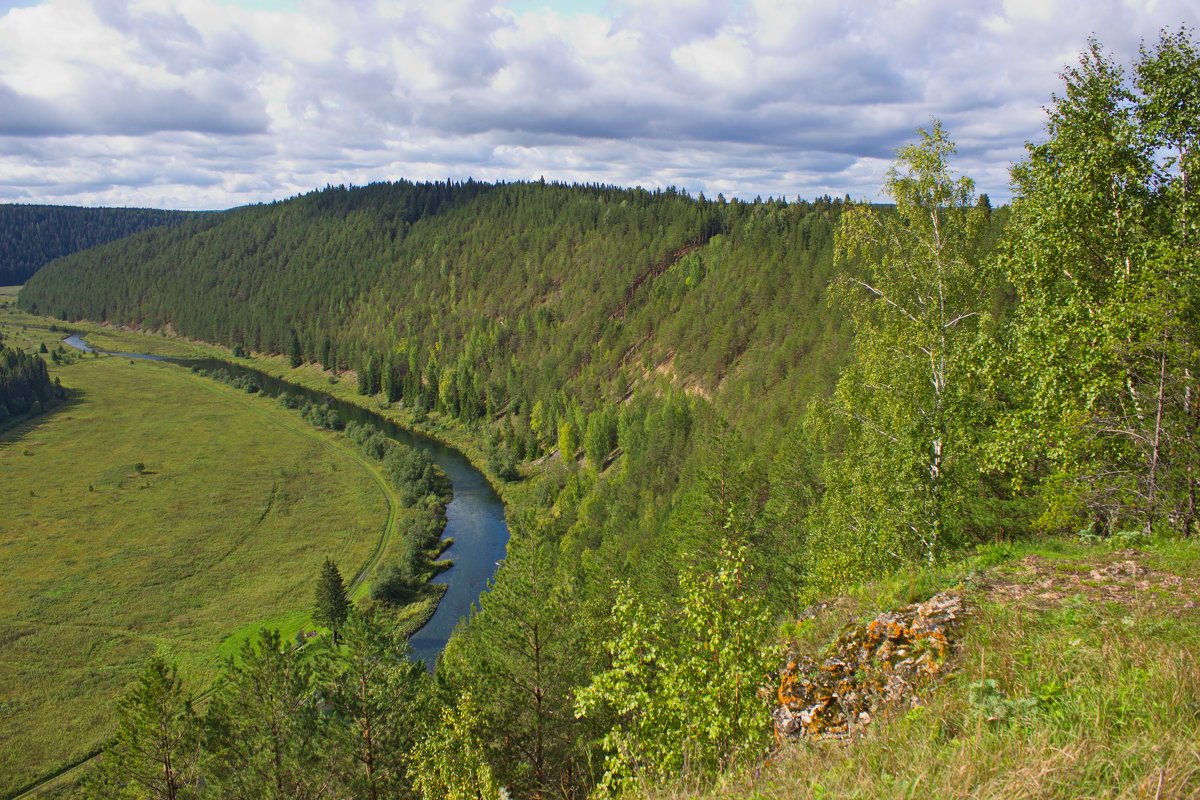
<box><xmin>19</xmin><ymin>30</ymin><xmax>1200</xmax><ymax>800</ymax></box>
<box><xmin>0</xmin><ymin>204</ymin><xmax>197</xmax><ymax>285</ymax></box>
<box><xmin>0</xmin><ymin>331</ymin><xmax>64</xmax><ymax>427</ymax></box>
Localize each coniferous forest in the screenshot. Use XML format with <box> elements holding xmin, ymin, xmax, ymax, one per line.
<box><xmin>11</xmin><ymin>31</ymin><xmax>1200</xmax><ymax>800</ymax></box>
<box><xmin>0</xmin><ymin>331</ymin><xmax>64</xmax><ymax>428</ymax></box>
<box><xmin>0</xmin><ymin>205</ymin><xmax>197</xmax><ymax>285</ymax></box>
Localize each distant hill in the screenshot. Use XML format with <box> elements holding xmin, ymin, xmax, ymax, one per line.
<box><xmin>0</xmin><ymin>204</ymin><xmax>200</xmax><ymax>285</ymax></box>
<box><xmin>19</xmin><ymin>180</ymin><xmax>911</xmax><ymax>433</ymax></box>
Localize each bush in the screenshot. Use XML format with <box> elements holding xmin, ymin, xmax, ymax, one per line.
<box><xmin>370</xmin><ymin>563</ymin><xmax>420</xmax><ymax>606</ymax></box>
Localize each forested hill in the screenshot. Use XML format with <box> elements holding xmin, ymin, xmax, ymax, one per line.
<box><xmin>0</xmin><ymin>204</ymin><xmax>197</xmax><ymax>285</ymax></box>
<box><xmin>19</xmin><ymin>179</ymin><xmax>1003</xmax><ymax>438</ymax></box>
<box><xmin>22</xmin><ymin>176</ymin><xmax>1004</xmax><ymax>799</ymax></box>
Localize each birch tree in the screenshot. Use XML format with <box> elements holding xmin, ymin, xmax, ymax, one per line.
<box><xmin>993</xmin><ymin>31</ymin><xmax>1200</xmax><ymax>536</ymax></box>
<box><xmin>807</xmin><ymin>122</ymin><xmax>991</xmax><ymax>585</ymax></box>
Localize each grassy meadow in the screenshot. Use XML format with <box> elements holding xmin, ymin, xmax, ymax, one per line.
<box><xmin>0</xmin><ymin>305</ymin><xmax>401</xmax><ymax>796</ymax></box>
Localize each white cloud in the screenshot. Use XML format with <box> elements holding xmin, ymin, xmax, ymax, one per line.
<box><xmin>0</xmin><ymin>0</ymin><xmax>1197</xmax><ymax>208</ymax></box>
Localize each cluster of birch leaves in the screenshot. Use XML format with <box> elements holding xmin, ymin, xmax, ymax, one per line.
<box><xmin>806</xmin><ymin>29</ymin><xmax>1200</xmax><ymax>591</ymax></box>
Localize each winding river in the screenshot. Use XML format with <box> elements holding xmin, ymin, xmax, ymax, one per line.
<box><xmin>63</xmin><ymin>334</ymin><xmax>509</xmax><ymax>665</ymax></box>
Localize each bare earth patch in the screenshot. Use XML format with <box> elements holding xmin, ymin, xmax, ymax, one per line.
<box><xmin>979</xmin><ymin>549</ymin><xmax>1200</xmax><ymax>613</ymax></box>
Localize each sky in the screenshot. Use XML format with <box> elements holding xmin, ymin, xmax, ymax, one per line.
<box><xmin>0</xmin><ymin>0</ymin><xmax>1197</xmax><ymax>210</ymax></box>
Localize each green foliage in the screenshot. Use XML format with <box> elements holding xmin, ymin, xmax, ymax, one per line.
<box><xmin>0</xmin><ymin>341</ymin><xmax>64</xmax><ymax>425</ymax></box>
<box><xmin>992</xmin><ymin>29</ymin><xmax>1200</xmax><ymax>536</ymax></box>
<box><xmin>83</xmin><ymin>656</ymin><xmax>200</xmax><ymax>800</ymax></box>
<box><xmin>202</xmin><ymin>630</ymin><xmax>328</xmax><ymax>799</ymax></box>
<box><xmin>19</xmin><ymin>182</ymin><xmax>861</xmax><ymax>444</ymax></box>
<box><xmin>557</xmin><ymin>419</ymin><xmax>578</xmax><ymax>463</ymax></box>
<box><xmin>806</xmin><ymin>121</ymin><xmax>993</xmax><ymax>587</ymax></box>
<box><xmin>345</xmin><ymin>420</ymin><xmax>448</xmax><ymax>506</ymax></box>
<box><xmin>18</xmin><ymin>32</ymin><xmax>1200</xmax><ymax>800</ymax></box>
<box><xmin>687</xmin><ymin>537</ymin><xmax>1200</xmax><ymax>800</ymax></box>
<box><xmin>314</xmin><ymin>557</ymin><xmax>350</xmax><ymax>639</ymax></box>
<box><xmin>440</xmin><ymin>525</ymin><xmax>592</xmax><ymax>796</ymax></box>
<box><xmin>369</xmin><ymin>561</ymin><xmax>420</xmax><ymax>605</ymax></box>
<box><xmin>575</xmin><ymin>533</ymin><xmax>775</xmax><ymax>795</ymax></box>
<box><xmin>965</xmin><ymin>678</ymin><xmax>1049</xmax><ymax>725</ymax></box>
<box><xmin>316</xmin><ymin>607</ymin><xmax>430</xmax><ymax>800</ymax></box>
<box><xmin>0</xmin><ymin>204</ymin><xmax>196</xmax><ymax>285</ymax></box>
<box><xmin>584</xmin><ymin>407</ymin><xmax>617</xmax><ymax>469</ymax></box>
<box><xmin>88</xmin><ymin>618</ymin><xmax>433</xmax><ymax>800</ymax></box>
<box><xmin>288</xmin><ymin>330</ymin><xmax>303</xmax><ymax>368</ymax></box>
<box><xmin>410</xmin><ymin>693</ymin><xmax>502</xmax><ymax>800</ymax></box>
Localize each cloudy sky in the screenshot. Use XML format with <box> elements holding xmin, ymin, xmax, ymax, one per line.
<box><xmin>0</xmin><ymin>0</ymin><xmax>1196</xmax><ymax>210</ymax></box>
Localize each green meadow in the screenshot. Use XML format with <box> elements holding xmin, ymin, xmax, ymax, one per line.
<box><xmin>0</xmin><ymin>307</ymin><xmax>398</xmax><ymax>795</ymax></box>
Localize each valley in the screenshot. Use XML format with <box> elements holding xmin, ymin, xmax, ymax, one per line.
<box><xmin>1</xmin><ymin>27</ymin><xmax>1199</xmax><ymax>799</ymax></box>
<box><xmin>0</xmin><ymin>307</ymin><xmax>409</xmax><ymax>795</ymax></box>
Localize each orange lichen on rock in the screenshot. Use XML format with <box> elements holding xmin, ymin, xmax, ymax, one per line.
<box><xmin>772</xmin><ymin>592</ymin><xmax>968</xmax><ymax>743</ymax></box>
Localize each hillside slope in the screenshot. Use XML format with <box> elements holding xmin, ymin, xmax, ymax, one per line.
<box><xmin>18</xmin><ymin>178</ymin><xmax>1010</xmax><ymax>800</ymax></box>
<box><xmin>692</xmin><ymin>536</ymin><xmax>1200</xmax><ymax>800</ymax></box>
<box><xmin>19</xmin><ymin>181</ymin><xmax>1004</xmax><ymax>441</ymax></box>
<box><xmin>0</xmin><ymin>204</ymin><xmax>197</xmax><ymax>285</ymax></box>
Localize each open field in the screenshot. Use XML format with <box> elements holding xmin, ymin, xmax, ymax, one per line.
<box><xmin>0</xmin><ymin>311</ymin><xmax>400</xmax><ymax>796</ymax></box>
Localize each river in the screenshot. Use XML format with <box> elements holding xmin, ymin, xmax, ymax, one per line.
<box><xmin>63</xmin><ymin>334</ymin><xmax>509</xmax><ymax>665</ymax></box>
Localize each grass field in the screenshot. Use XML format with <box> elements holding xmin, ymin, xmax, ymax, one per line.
<box><xmin>0</xmin><ymin>306</ymin><xmax>402</xmax><ymax>796</ymax></box>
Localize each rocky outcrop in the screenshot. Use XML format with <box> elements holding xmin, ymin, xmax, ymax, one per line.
<box><xmin>773</xmin><ymin>592</ymin><xmax>968</xmax><ymax>742</ymax></box>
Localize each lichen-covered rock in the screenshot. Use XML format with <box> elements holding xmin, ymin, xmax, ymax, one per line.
<box><xmin>773</xmin><ymin>592</ymin><xmax>968</xmax><ymax>742</ymax></box>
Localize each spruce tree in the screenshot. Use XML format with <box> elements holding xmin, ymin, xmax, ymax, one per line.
<box><xmin>314</xmin><ymin>557</ymin><xmax>350</xmax><ymax>641</ymax></box>
<box><xmin>288</xmin><ymin>330</ymin><xmax>303</xmax><ymax>368</ymax></box>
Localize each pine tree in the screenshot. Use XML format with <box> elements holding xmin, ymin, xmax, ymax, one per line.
<box><xmin>203</xmin><ymin>630</ymin><xmax>327</xmax><ymax>799</ymax></box>
<box><xmin>313</xmin><ymin>557</ymin><xmax>350</xmax><ymax>641</ymax></box>
<box><xmin>317</xmin><ymin>606</ymin><xmax>429</xmax><ymax>800</ymax></box>
<box><xmin>289</xmin><ymin>330</ymin><xmax>303</xmax><ymax>368</ymax></box>
<box><xmin>84</xmin><ymin>656</ymin><xmax>199</xmax><ymax>800</ymax></box>
<box><xmin>440</xmin><ymin>526</ymin><xmax>589</xmax><ymax>796</ymax></box>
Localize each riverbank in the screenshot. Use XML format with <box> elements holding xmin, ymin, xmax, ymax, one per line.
<box><xmin>62</xmin><ymin>320</ymin><xmax>541</xmax><ymax>510</ymax></box>
<box><xmin>60</xmin><ymin>324</ymin><xmax>512</xmax><ymax>665</ymax></box>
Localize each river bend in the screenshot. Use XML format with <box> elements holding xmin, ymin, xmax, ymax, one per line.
<box><xmin>64</xmin><ymin>334</ymin><xmax>509</xmax><ymax>664</ymax></box>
